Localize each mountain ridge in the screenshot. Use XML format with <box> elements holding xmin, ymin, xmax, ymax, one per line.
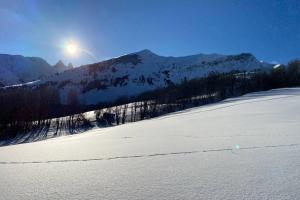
<box><xmin>0</xmin><ymin>54</ymin><xmax>56</xmax><ymax>86</ymax></box>
<box><xmin>54</xmin><ymin>60</ymin><xmax>74</xmax><ymax>73</ymax></box>
<box><xmin>0</xmin><ymin>54</ymin><xmax>77</xmax><ymax>86</ymax></box>
<box><xmin>2</xmin><ymin>49</ymin><xmax>273</xmax><ymax>105</ymax></box>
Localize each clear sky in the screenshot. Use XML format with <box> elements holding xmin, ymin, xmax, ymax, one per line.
<box><xmin>0</xmin><ymin>0</ymin><xmax>299</xmax><ymax>66</ymax></box>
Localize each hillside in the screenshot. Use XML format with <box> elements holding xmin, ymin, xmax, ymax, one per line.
<box><xmin>0</xmin><ymin>54</ymin><xmax>56</xmax><ymax>86</ymax></box>
<box><xmin>14</xmin><ymin>49</ymin><xmax>274</xmax><ymax>105</ymax></box>
<box><xmin>0</xmin><ymin>88</ymin><xmax>300</xmax><ymax>199</ymax></box>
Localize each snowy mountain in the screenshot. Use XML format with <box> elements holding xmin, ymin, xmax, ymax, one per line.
<box><xmin>5</xmin><ymin>50</ymin><xmax>274</xmax><ymax>104</ymax></box>
<box><xmin>0</xmin><ymin>54</ymin><xmax>56</xmax><ymax>86</ymax></box>
<box><xmin>1</xmin><ymin>88</ymin><xmax>300</xmax><ymax>199</ymax></box>
<box><xmin>53</xmin><ymin>60</ymin><xmax>74</xmax><ymax>73</ymax></box>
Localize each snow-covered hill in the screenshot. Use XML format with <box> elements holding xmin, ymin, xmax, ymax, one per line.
<box><xmin>19</xmin><ymin>49</ymin><xmax>274</xmax><ymax>105</ymax></box>
<box><xmin>0</xmin><ymin>54</ymin><xmax>55</xmax><ymax>86</ymax></box>
<box><xmin>0</xmin><ymin>88</ymin><xmax>300</xmax><ymax>200</ymax></box>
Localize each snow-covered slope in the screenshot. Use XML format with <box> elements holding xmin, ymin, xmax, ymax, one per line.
<box><xmin>0</xmin><ymin>54</ymin><xmax>55</xmax><ymax>86</ymax></box>
<box><xmin>23</xmin><ymin>49</ymin><xmax>274</xmax><ymax>105</ymax></box>
<box><xmin>0</xmin><ymin>88</ymin><xmax>300</xmax><ymax>200</ymax></box>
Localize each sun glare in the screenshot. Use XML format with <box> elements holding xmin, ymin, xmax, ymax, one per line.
<box><xmin>64</xmin><ymin>42</ymin><xmax>79</xmax><ymax>56</ymax></box>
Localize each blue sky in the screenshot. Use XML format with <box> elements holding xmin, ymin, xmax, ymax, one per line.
<box><xmin>0</xmin><ymin>0</ymin><xmax>299</xmax><ymax>66</ymax></box>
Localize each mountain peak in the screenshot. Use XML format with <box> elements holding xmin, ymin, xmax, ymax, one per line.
<box><xmin>54</xmin><ymin>60</ymin><xmax>73</xmax><ymax>72</ymax></box>
<box><xmin>67</xmin><ymin>63</ymin><xmax>74</xmax><ymax>69</ymax></box>
<box><xmin>136</xmin><ymin>49</ymin><xmax>157</xmax><ymax>57</ymax></box>
<box><xmin>54</xmin><ymin>60</ymin><xmax>66</xmax><ymax>68</ymax></box>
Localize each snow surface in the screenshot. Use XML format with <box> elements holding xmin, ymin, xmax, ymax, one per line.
<box><xmin>1</xmin><ymin>88</ymin><xmax>300</xmax><ymax>200</ymax></box>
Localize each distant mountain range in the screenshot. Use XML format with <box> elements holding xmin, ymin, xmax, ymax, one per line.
<box><xmin>0</xmin><ymin>54</ymin><xmax>72</xmax><ymax>86</ymax></box>
<box><xmin>0</xmin><ymin>50</ymin><xmax>274</xmax><ymax>104</ymax></box>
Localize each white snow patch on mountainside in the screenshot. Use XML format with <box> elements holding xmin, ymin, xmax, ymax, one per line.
<box><xmin>0</xmin><ymin>88</ymin><xmax>300</xmax><ymax>200</ymax></box>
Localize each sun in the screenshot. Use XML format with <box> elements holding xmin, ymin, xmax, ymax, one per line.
<box><xmin>64</xmin><ymin>42</ymin><xmax>79</xmax><ymax>56</ymax></box>
<box><xmin>66</xmin><ymin>43</ymin><xmax>77</xmax><ymax>54</ymax></box>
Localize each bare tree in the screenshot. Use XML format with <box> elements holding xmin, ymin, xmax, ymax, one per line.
<box><xmin>121</xmin><ymin>104</ymin><xmax>128</xmax><ymax>124</ymax></box>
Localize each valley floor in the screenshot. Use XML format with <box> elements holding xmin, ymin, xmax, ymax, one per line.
<box><xmin>1</xmin><ymin>88</ymin><xmax>300</xmax><ymax>199</ymax></box>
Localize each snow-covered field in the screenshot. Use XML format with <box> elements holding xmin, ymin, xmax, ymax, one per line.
<box><xmin>1</xmin><ymin>88</ymin><xmax>300</xmax><ymax>200</ymax></box>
